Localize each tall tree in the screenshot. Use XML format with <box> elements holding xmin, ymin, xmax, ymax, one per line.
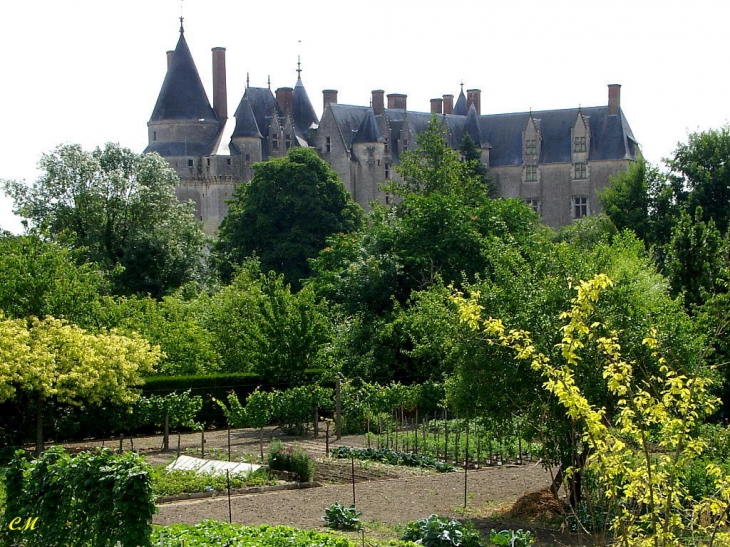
<box><xmin>667</xmin><ymin>125</ymin><xmax>730</xmax><ymax>233</ymax></box>
<box><xmin>0</xmin><ymin>234</ymin><xmax>107</xmax><ymax>325</ymax></box>
<box><xmin>3</xmin><ymin>143</ymin><xmax>207</xmax><ymax>298</ymax></box>
<box><xmin>665</xmin><ymin>207</ymin><xmax>725</xmax><ymax>311</ymax></box>
<box><xmin>213</xmin><ymin>147</ymin><xmax>363</xmax><ymax>289</ymax></box>
<box><xmin>458</xmin><ymin>133</ymin><xmax>496</xmax><ymax>198</ymax></box>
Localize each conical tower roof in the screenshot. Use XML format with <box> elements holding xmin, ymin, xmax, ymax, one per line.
<box><xmin>232</xmin><ymin>96</ymin><xmax>262</xmax><ymax>138</ymax></box>
<box><xmin>149</xmin><ymin>25</ymin><xmax>218</xmax><ymax>122</ymax></box>
<box><xmin>453</xmin><ymin>87</ymin><xmax>468</xmax><ymax>116</ymax></box>
<box><xmin>292</xmin><ymin>76</ymin><xmax>319</xmax><ymax>135</ymax></box>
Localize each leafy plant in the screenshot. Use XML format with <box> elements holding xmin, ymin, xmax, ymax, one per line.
<box><xmin>268</xmin><ymin>440</ymin><xmax>316</xmax><ymax>482</ymax></box>
<box><xmin>150</xmin><ymin>466</ymin><xmax>272</xmax><ymax>497</ymax></box>
<box><xmin>323</xmin><ymin>502</ymin><xmax>363</xmax><ymax>530</ymax></box>
<box><xmin>401</xmin><ymin>515</ymin><xmax>482</xmax><ymax>547</ymax></box>
<box><xmin>488</xmin><ymin>529</ymin><xmax>534</xmax><ymax>547</ymax></box>
<box><xmin>331</xmin><ymin>446</ymin><xmax>455</xmax><ymax>472</ymax></box>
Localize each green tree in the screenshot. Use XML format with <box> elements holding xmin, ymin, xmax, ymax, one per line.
<box><xmin>213</xmin><ymin>147</ymin><xmax>363</xmax><ymax>289</ymax></box>
<box><xmin>668</xmin><ymin>125</ymin><xmax>730</xmax><ymax>233</ymax></box>
<box><xmin>3</xmin><ymin>143</ymin><xmax>207</xmax><ymax>298</ymax></box>
<box><xmin>0</xmin><ymin>314</ymin><xmax>160</xmax><ymax>454</ymax></box>
<box><xmin>458</xmin><ymin>133</ymin><xmax>496</xmax><ymax>198</ymax></box>
<box><xmin>665</xmin><ymin>207</ymin><xmax>725</xmax><ymax>311</ymax></box>
<box><xmin>198</xmin><ymin>263</ymin><xmax>332</xmax><ymax>383</ymax></box>
<box><xmin>0</xmin><ymin>233</ymin><xmax>107</xmax><ymax>325</ymax></box>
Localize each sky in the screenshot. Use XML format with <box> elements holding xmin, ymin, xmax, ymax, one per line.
<box><xmin>1</xmin><ymin>0</ymin><xmax>729</xmax><ymax>234</ymax></box>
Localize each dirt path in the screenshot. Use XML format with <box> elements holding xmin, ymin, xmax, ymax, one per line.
<box><xmin>154</xmin><ymin>463</ymin><xmax>552</xmax><ymax>529</ymax></box>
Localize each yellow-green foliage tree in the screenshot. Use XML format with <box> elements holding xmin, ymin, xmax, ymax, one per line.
<box><xmin>452</xmin><ymin>275</ymin><xmax>730</xmax><ymax>547</ymax></box>
<box><xmin>0</xmin><ymin>313</ymin><xmax>160</xmax><ymax>454</ymax></box>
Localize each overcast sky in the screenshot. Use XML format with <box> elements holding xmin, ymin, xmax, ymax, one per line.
<box><xmin>1</xmin><ymin>0</ymin><xmax>728</xmax><ymax>234</ymax></box>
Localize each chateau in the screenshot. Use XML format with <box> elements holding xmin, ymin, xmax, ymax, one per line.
<box><xmin>145</xmin><ymin>21</ymin><xmax>640</xmax><ymax>234</ymax></box>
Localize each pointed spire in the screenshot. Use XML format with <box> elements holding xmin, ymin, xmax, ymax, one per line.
<box><xmin>297</xmin><ymin>56</ymin><xmax>302</xmax><ymax>80</ymax></box>
<box><xmin>453</xmin><ymin>84</ymin><xmax>468</xmax><ymax>115</ymax></box>
<box><xmin>268</xmin><ymin>75</ymin><xmax>271</xmax><ymax>89</ymax></box>
<box><xmin>179</xmin><ymin>16</ymin><xmax>184</xmax><ymax>33</ymax></box>
<box><xmin>149</xmin><ymin>26</ymin><xmax>217</xmax><ymax>122</ymax></box>
<box><xmin>292</xmin><ymin>71</ymin><xmax>319</xmax><ymax>134</ymax></box>
<box><xmin>246</xmin><ymin>72</ymin><xmax>250</xmax><ymax>89</ymax></box>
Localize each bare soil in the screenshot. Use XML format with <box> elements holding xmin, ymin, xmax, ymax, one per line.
<box><xmin>59</xmin><ymin>427</ymin><xmax>569</xmax><ymax>545</ymax></box>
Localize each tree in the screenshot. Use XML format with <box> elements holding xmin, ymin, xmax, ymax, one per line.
<box><xmin>458</xmin><ymin>133</ymin><xmax>496</xmax><ymax>198</ymax></box>
<box><xmin>0</xmin><ymin>233</ymin><xmax>107</xmax><ymax>325</ymax></box>
<box><xmin>198</xmin><ymin>262</ymin><xmax>332</xmax><ymax>384</ymax></box>
<box><xmin>453</xmin><ymin>275</ymin><xmax>728</xmax><ymax>547</ymax></box>
<box><xmin>0</xmin><ymin>314</ymin><xmax>160</xmax><ymax>454</ymax></box>
<box><xmin>213</xmin><ymin>147</ymin><xmax>363</xmax><ymax>289</ymax></box>
<box><xmin>668</xmin><ymin>125</ymin><xmax>730</xmax><ymax>234</ymax></box>
<box><xmin>665</xmin><ymin>207</ymin><xmax>725</xmax><ymax>311</ymax></box>
<box><xmin>599</xmin><ymin>157</ymin><xmax>684</xmax><ymax>248</ymax></box>
<box><xmin>3</xmin><ymin>143</ymin><xmax>207</xmax><ymax>298</ymax></box>
<box><xmin>390</xmin><ymin>115</ymin><xmax>484</xmax><ymax>202</ymax></box>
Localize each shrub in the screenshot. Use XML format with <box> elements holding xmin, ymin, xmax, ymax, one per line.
<box><xmin>322</xmin><ymin>502</ymin><xmax>362</xmax><ymax>530</ymax></box>
<box><xmin>267</xmin><ymin>440</ymin><xmax>316</xmax><ymax>482</ymax></box>
<box><xmin>401</xmin><ymin>515</ymin><xmax>482</xmax><ymax>547</ymax></box>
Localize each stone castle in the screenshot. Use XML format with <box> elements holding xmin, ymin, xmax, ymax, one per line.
<box><xmin>145</xmin><ymin>21</ymin><xmax>640</xmax><ymax>234</ymax></box>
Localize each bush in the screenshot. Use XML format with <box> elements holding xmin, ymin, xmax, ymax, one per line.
<box><xmin>322</xmin><ymin>502</ymin><xmax>363</xmax><ymax>530</ymax></box>
<box><xmin>401</xmin><ymin>515</ymin><xmax>482</xmax><ymax>547</ymax></box>
<box><xmin>267</xmin><ymin>440</ymin><xmax>316</xmax><ymax>482</ymax></box>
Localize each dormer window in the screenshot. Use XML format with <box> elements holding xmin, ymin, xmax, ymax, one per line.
<box><xmin>325</xmin><ymin>136</ymin><xmax>332</xmax><ymax>153</ymax></box>
<box><xmin>525</xmin><ymin>139</ymin><xmax>537</xmax><ymax>156</ymax></box>
<box><xmin>574</xmin><ymin>136</ymin><xmax>586</xmax><ymax>153</ymax></box>
<box><xmin>384</xmin><ymin>138</ymin><xmax>390</xmax><ymax>153</ymax></box>
<box><xmin>285</xmin><ymin>134</ymin><xmax>292</xmax><ymax>150</ymax></box>
<box><xmin>272</xmin><ymin>134</ymin><xmax>279</xmax><ymax>150</ymax></box>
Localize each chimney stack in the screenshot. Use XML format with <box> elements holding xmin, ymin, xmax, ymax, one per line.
<box><xmin>372</xmin><ymin>90</ymin><xmax>385</xmax><ymax>115</ymax></box>
<box><xmin>276</xmin><ymin>87</ymin><xmax>294</xmax><ymax>114</ymax></box>
<box><xmin>166</xmin><ymin>50</ymin><xmax>175</xmax><ymax>69</ymax></box>
<box><xmin>387</xmin><ymin>93</ymin><xmax>407</xmax><ymax>110</ymax></box>
<box><xmin>608</xmin><ymin>84</ymin><xmax>621</xmax><ymax>116</ymax></box>
<box><xmin>431</xmin><ymin>98</ymin><xmax>443</xmax><ymax>114</ymax></box>
<box><xmin>323</xmin><ymin>89</ymin><xmax>338</xmax><ymax>110</ymax></box>
<box><xmin>212</xmin><ymin>47</ymin><xmax>227</xmax><ymax>120</ymax></box>
<box><xmin>443</xmin><ymin>94</ymin><xmax>454</xmax><ymax>115</ymax></box>
<box><xmin>466</xmin><ymin>89</ymin><xmax>481</xmax><ymax>115</ymax></box>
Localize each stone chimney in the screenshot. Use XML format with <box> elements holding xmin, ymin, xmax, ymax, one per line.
<box><xmin>443</xmin><ymin>94</ymin><xmax>454</xmax><ymax>115</ymax></box>
<box><xmin>467</xmin><ymin>89</ymin><xmax>481</xmax><ymax>115</ymax></box>
<box><xmin>276</xmin><ymin>87</ymin><xmax>294</xmax><ymax>115</ymax></box>
<box><xmin>323</xmin><ymin>89</ymin><xmax>338</xmax><ymax>110</ymax></box>
<box><xmin>372</xmin><ymin>90</ymin><xmax>385</xmax><ymax>115</ymax></box>
<box><xmin>608</xmin><ymin>84</ymin><xmax>621</xmax><ymax>116</ymax></box>
<box><xmin>212</xmin><ymin>47</ymin><xmax>227</xmax><ymax>120</ymax></box>
<box><xmin>166</xmin><ymin>50</ymin><xmax>174</xmax><ymax>69</ymax></box>
<box><xmin>387</xmin><ymin>93</ymin><xmax>407</xmax><ymax>110</ymax></box>
<box><xmin>431</xmin><ymin>98</ymin><xmax>443</xmax><ymax>114</ymax></box>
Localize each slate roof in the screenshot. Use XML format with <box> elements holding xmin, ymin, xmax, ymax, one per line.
<box><xmin>149</xmin><ymin>30</ymin><xmax>218</xmax><ymax>123</ymax></box>
<box><xmin>453</xmin><ymin>89</ymin><xmax>467</xmax><ymax>116</ymax></box>
<box><xmin>234</xmin><ymin>87</ymin><xmax>282</xmax><ymax>141</ymax></box>
<box><xmin>231</xmin><ymin>96</ymin><xmax>262</xmax><ymax>138</ymax></box>
<box><xmin>328</xmin><ymin>103</ymin><xmax>370</xmax><ymax>149</ymax></box>
<box><xmin>325</xmin><ymin>102</ymin><xmax>636</xmax><ymax>167</ymax></box>
<box><xmin>292</xmin><ymin>78</ymin><xmax>319</xmax><ymax>136</ymax></box>
<box><xmin>477</xmin><ymin>105</ymin><xmax>637</xmax><ymax>166</ymax></box>
<box><xmin>353</xmin><ymin>109</ymin><xmax>383</xmax><ymax>143</ymax></box>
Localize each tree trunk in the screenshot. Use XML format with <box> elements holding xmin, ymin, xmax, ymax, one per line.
<box><xmin>35</xmin><ymin>394</ymin><xmax>44</xmax><ymax>456</ymax></box>
<box><xmin>163</xmin><ymin>410</ymin><xmax>170</xmax><ymax>451</ymax></box>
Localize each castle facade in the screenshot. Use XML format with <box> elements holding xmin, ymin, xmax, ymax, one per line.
<box><xmin>145</xmin><ymin>23</ymin><xmax>639</xmax><ymax>234</ymax></box>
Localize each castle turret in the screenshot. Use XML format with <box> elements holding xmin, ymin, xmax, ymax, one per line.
<box><xmin>292</xmin><ymin>58</ymin><xmax>319</xmax><ymax>138</ymax></box>
<box><xmin>145</xmin><ymin>19</ymin><xmax>222</xmax><ymax>163</ymax></box>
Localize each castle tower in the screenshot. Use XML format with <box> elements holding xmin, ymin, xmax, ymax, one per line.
<box><xmin>145</xmin><ymin>18</ymin><xmax>222</xmax><ymax>176</ymax></box>
<box><xmin>291</xmin><ymin>58</ymin><xmax>319</xmax><ymax>138</ymax></box>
